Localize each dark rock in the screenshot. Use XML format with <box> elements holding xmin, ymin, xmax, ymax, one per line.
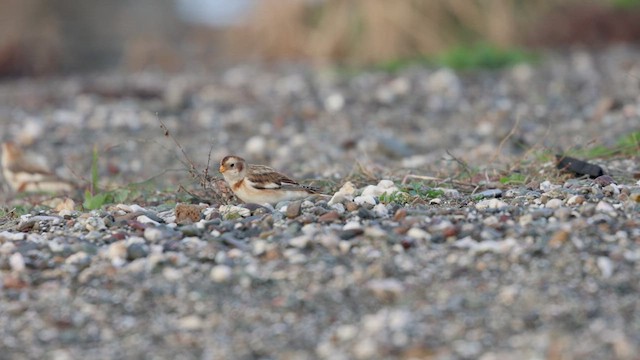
<box><xmin>127</xmin><ymin>243</ymin><xmax>149</xmax><ymax>260</ymax></box>
<box><xmin>339</xmin><ymin>228</ymin><xmax>364</xmax><ymax>240</ymax></box>
<box><xmin>556</xmin><ymin>155</ymin><xmax>605</xmax><ymax>178</ymax></box>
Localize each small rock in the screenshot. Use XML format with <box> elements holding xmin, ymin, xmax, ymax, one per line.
<box><xmin>9</xmin><ymin>253</ymin><xmax>25</xmax><ymax>272</ymax></box>
<box><xmin>596</xmin><ymin>201</ymin><xmax>615</xmax><ymax>214</ymax></box>
<box><xmin>218</xmin><ymin>205</ymin><xmax>251</xmax><ymax>219</ymax></box>
<box><xmin>85</xmin><ymin>217</ymin><xmax>106</xmax><ymax>231</ymax></box>
<box><xmin>55</xmin><ymin>198</ymin><xmax>76</xmax><ymax>213</ymax></box>
<box><xmin>345</xmin><ymin>202</ymin><xmax>359</xmax><ymax>212</ymax></box>
<box><xmin>372</xmin><ymin>203</ymin><xmax>389</xmax><ymax>217</ymax></box>
<box><xmin>545</xmin><ymin>198</ymin><xmax>564</xmax><ymax>209</ymax></box>
<box><xmin>289</xmin><ymin>235</ymin><xmax>310</xmax><ymax>249</ymax></box>
<box><xmin>210</xmin><ymin>265</ymin><xmax>233</xmax><ymax>283</ymax></box>
<box><xmin>127</xmin><ymin>243</ymin><xmax>149</xmax><ymax>260</ymax></box>
<box><xmin>393</xmin><ymin>208</ymin><xmax>407</xmax><ymax>221</ymax></box>
<box><xmin>339</xmin><ymin>228</ymin><xmax>364</xmax><ymax>240</ymax></box>
<box><xmin>330</xmin><ymin>202</ymin><xmax>346</xmax><ymax>214</ymax></box>
<box><xmin>594</xmin><ymin>175</ymin><xmax>616</xmax><ymax>186</ymax></box>
<box><xmin>597</xmin><ymin>256</ymin><xmax>614</xmax><ymax>278</ymax></box>
<box><xmin>144</xmin><ymin>227</ymin><xmax>169</xmax><ymax>242</ymax></box>
<box><xmin>137</xmin><ymin>215</ymin><xmax>160</xmax><ymax>226</ymax></box>
<box><xmin>407</xmin><ymin>227</ymin><xmax>431</xmax><ymax>241</ymax></box>
<box><xmin>328</xmin><ymin>181</ymin><xmax>357</xmax><ymax>205</ymax></box>
<box><xmin>354</xmin><ymin>195</ymin><xmax>377</xmax><ymax>206</ymax></box>
<box><xmin>245</xmin><ymin>135</ymin><xmax>267</xmax><ymax>156</ymax></box>
<box><xmin>0</xmin><ymin>232</ymin><xmax>26</xmax><ymax>241</ymax></box>
<box><xmin>566</xmin><ymin>195</ymin><xmax>586</xmax><ymax>206</ymax></box>
<box><xmin>175</xmin><ymin>204</ymin><xmax>204</xmax><ymax>224</ymax></box>
<box><xmin>367</xmin><ymin>278</ymin><xmax>404</xmax><ymax>301</ymax></box>
<box><xmin>357</xmin><ymin>207</ymin><xmax>375</xmax><ymax>219</ymax></box>
<box><xmin>177</xmin><ymin>315</ymin><xmax>204</xmax><ymax>331</ymax></box>
<box><xmin>475</xmin><ymin>198</ymin><xmax>508</xmax><ymax>210</ymax></box>
<box><xmin>318</xmin><ymin>211</ymin><xmax>341</xmax><ymax>223</ymax></box>
<box><xmin>286</xmin><ymin>200</ymin><xmax>302</xmax><ymax>219</ymax></box>
<box><xmin>478</xmin><ymin>189</ymin><xmax>502</xmax><ymax>198</ymax></box>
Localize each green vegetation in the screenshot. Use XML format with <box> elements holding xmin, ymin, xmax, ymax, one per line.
<box><xmin>499</xmin><ymin>173</ymin><xmax>527</xmax><ymax>185</ymax></box>
<box><xmin>612</xmin><ymin>0</ymin><xmax>640</xmax><ymax>9</ymax></box>
<box><xmin>378</xmin><ymin>182</ymin><xmax>446</xmax><ymax>204</ymax></box>
<box><xmin>378</xmin><ymin>191</ymin><xmax>411</xmax><ymax>204</ymax></box>
<box><xmin>82</xmin><ymin>145</ymin><xmax>152</xmax><ymax>210</ymax></box>
<box><xmin>565</xmin><ymin>131</ymin><xmax>640</xmax><ymax>160</ymax></box>
<box><xmin>435</xmin><ymin>43</ymin><xmax>535</xmax><ymax>70</ymax></box>
<box><xmin>372</xmin><ymin>43</ymin><xmax>535</xmax><ymax>73</ymax></box>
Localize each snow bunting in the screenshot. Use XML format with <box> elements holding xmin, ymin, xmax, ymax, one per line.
<box><xmin>1</xmin><ymin>141</ymin><xmax>74</xmax><ymax>193</ymax></box>
<box><xmin>219</xmin><ymin>155</ymin><xmax>321</xmax><ymax>205</ymax></box>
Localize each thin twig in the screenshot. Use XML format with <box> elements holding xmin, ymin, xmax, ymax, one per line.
<box><xmin>489</xmin><ymin>112</ymin><xmax>521</xmax><ymax>164</ymax></box>
<box><xmin>157</xmin><ymin>113</ymin><xmax>198</xmax><ymax>178</ymax></box>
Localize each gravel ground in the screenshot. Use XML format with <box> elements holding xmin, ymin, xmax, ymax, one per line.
<box><xmin>0</xmin><ymin>46</ymin><xmax>640</xmax><ymax>359</ymax></box>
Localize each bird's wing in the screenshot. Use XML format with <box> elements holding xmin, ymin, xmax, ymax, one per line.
<box><xmin>246</xmin><ymin>164</ymin><xmax>318</xmax><ymax>193</ymax></box>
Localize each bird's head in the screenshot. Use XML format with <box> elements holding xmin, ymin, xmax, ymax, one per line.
<box><xmin>219</xmin><ymin>155</ymin><xmax>246</xmax><ymax>182</ymax></box>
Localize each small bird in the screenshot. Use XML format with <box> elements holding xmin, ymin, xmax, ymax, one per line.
<box><xmin>219</xmin><ymin>155</ymin><xmax>321</xmax><ymax>205</ymax></box>
<box><xmin>1</xmin><ymin>141</ymin><xmax>74</xmax><ymax>193</ymax></box>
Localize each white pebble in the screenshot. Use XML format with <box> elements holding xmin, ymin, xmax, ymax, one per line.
<box><xmin>137</xmin><ymin>215</ymin><xmax>160</xmax><ymax>225</ymax></box>
<box><xmin>9</xmin><ymin>252</ymin><xmax>25</xmax><ymax>272</ymax></box>
<box><xmin>289</xmin><ymin>235</ymin><xmax>310</xmax><ymax>249</ymax></box>
<box><xmin>244</xmin><ymin>135</ymin><xmax>267</xmax><ymax>155</ymax></box>
<box><xmin>330</xmin><ymin>203</ymin><xmax>346</xmax><ymax>214</ymax></box>
<box><xmin>343</xmin><ymin>222</ymin><xmax>362</xmax><ymax>231</ymax></box>
<box><xmin>354</xmin><ymin>195</ymin><xmax>377</xmax><ymax>206</ymax></box>
<box><xmin>597</xmin><ymin>256</ymin><xmax>614</xmax><ymax>278</ymax></box>
<box><xmin>475</xmin><ymin>198</ymin><xmax>508</xmax><ymax>210</ymax></box>
<box><xmin>328</xmin><ymin>182</ymin><xmax>357</xmax><ymax>206</ymax></box>
<box><xmin>210</xmin><ymin>265</ymin><xmax>233</xmax><ymax>283</ymax></box>
<box><xmin>324</xmin><ymin>93</ymin><xmax>345</xmax><ymax>112</ymax></box>
<box><xmin>545</xmin><ymin>198</ymin><xmax>564</xmax><ymax>209</ymax></box>
<box><xmin>0</xmin><ymin>231</ymin><xmax>26</xmax><ymax>241</ymax></box>
<box><xmin>372</xmin><ymin>203</ymin><xmax>389</xmax><ymax>217</ymax></box>
<box><xmin>596</xmin><ymin>201</ymin><xmax>615</xmax><ymax>214</ymax></box>
<box><xmin>407</xmin><ymin>227</ymin><xmax>431</xmax><ymax>241</ymax></box>
<box><xmin>144</xmin><ymin>228</ymin><xmax>165</xmax><ymax>242</ymax></box>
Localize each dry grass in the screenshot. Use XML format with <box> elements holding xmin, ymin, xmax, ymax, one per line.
<box><xmin>227</xmin><ymin>0</ymin><xmax>582</xmax><ymax>65</ymax></box>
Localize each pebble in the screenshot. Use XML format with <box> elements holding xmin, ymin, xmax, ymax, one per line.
<box><xmin>566</xmin><ymin>195</ymin><xmax>586</xmax><ymax>205</ymax></box>
<box><xmin>596</xmin><ymin>201</ymin><xmax>616</xmax><ymax>214</ymax></box>
<box><xmin>85</xmin><ymin>216</ymin><xmax>106</xmax><ymax>231</ymax></box>
<box><xmin>354</xmin><ymin>195</ymin><xmax>377</xmax><ymax>206</ymax></box>
<box><xmin>318</xmin><ymin>211</ymin><xmax>341</xmax><ymax>223</ymax></box>
<box><xmin>367</xmin><ymin>278</ymin><xmax>405</xmax><ymax>301</ymax></box>
<box><xmin>218</xmin><ymin>205</ymin><xmax>251</xmax><ymax>219</ymax></box>
<box><xmin>9</xmin><ymin>252</ymin><xmax>26</xmax><ymax>272</ymax></box>
<box><xmin>0</xmin><ymin>232</ymin><xmax>26</xmax><ymax>241</ymax></box>
<box><xmin>407</xmin><ymin>227</ymin><xmax>431</xmax><ymax>241</ymax></box>
<box><xmin>475</xmin><ymin>199</ymin><xmax>508</xmax><ymax>210</ymax></box>
<box><xmin>127</xmin><ymin>243</ymin><xmax>149</xmax><ymax>260</ymax></box>
<box><xmin>137</xmin><ymin>215</ymin><xmax>160</xmax><ymax>226</ymax></box>
<box><xmin>210</xmin><ymin>265</ymin><xmax>233</xmax><ymax>283</ymax></box>
<box><xmin>478</xmin><ymin>189</ymin><xmax>503</xmax><ymax>198</ymax></box>
<box><xmin>286</xmin><ymin>200</ymin><xmax>302</xmax><ymax>218</ymax></box>
<box><xmin>328</xmin><ymin>181</ymin><xmax>357</xmax><ymax>205</ymax></box>
<box><xmin>289</xmin><ymin>235</ymin><xmax>310</xmax><ymax>249</ymax></box>
<box><xmin>545</xmin><ymin>198</ymin><xmax>564</xmax><ymax>209</ymax></box>
<box><xmin>372</xmin><ymin>203</ymin><xmax>389</xmax><ymax>217</ymax></box>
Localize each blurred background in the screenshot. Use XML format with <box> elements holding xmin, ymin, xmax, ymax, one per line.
<box><xmin>2</xmin><ymin>0</ymin><xmax>640</xmax><ymax>77</ymax></box>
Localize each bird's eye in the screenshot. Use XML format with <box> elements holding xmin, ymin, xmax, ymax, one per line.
<box><xmin>230</xmin><ymin>163</ymin><xmax>235</xmax><ymax>168</ymax></box>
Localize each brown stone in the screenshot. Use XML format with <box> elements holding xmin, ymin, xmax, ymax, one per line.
<box><xmin>393</xmin><ymin>208</ymin><xmax>407</xmax><ymax>221</ymax></box>
<box><xmin>318</xmin><ymin>210</ymin><xmax>340</xmax><ymax>223</ymax></box>
<box><xmin>175</xmin><ymin>203</ymin><xmax>205</xmax><ymax>224</ymax></box>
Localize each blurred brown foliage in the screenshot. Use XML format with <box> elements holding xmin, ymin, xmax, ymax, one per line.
<box><xmin>2</xmin><ymin>0</ymin><xmax>640</xmax><ymax>76</ymax></box>
<box><xmin>228</xmin><ymin>0</ymin><xmax>640</xmax><ymax>65</ymax></box>
<box><xmin>0</xmin><ymin>0</ymin><xmax>182</xmax><ymax>77</ymax></box>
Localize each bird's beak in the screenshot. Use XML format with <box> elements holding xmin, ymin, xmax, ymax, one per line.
<box><xmin>219</xmin><ymin>165</ymin><xmax>226</xmax><ymax>173</ymax></box>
